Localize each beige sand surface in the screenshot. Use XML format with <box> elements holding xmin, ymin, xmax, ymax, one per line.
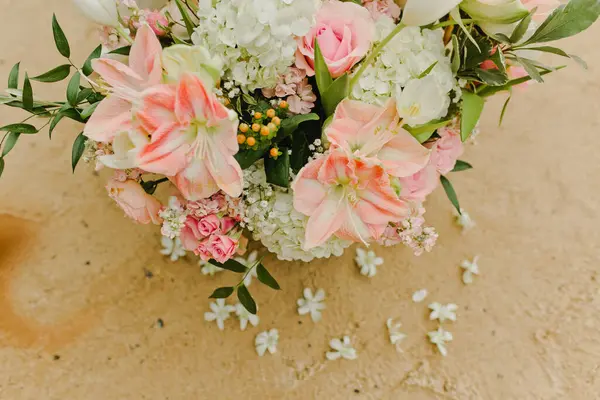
<box><xmin>1</xmin><ymin>1</ymin><xmax>600</xmax><ymax>399</ymax></box>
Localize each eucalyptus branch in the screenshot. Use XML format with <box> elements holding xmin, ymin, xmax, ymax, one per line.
<box><xmin>235</xmin><ymin>258</ymin><xmax>263</xmax><ymax>289</ymax></box>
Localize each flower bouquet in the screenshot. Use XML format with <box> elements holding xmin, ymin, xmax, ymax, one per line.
<box><xmin>0</xmin><ymin>0</ymin><xmax>598</xmax><ymax>315</ymax></box>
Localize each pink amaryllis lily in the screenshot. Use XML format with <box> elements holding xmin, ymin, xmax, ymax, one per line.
<box><xmin>292</xmin><ymin>149</ymin><xmax>409</xmax><ymax>249</ymax></box>
<box><xmin>135</xmin><ymin>72</ymin><xmax>243</xmax><ymax>200</ymax></box>
<box><xmin>326</xmin><ymin>98</ymin><xmax>431</xmax><ymax>178</ymax></box>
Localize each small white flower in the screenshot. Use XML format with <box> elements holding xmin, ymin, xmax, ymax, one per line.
<box><xmin>386</xmin><ymin>319</ymin><xmax>407</xmax><ymax>352</ymax></box>
<box><xmin>355</xmin><ymin>248</ymin><xmax>383</xmax><ymax>278</ymax></box>
<box><xmin>204</xmin><ymin>299</ymin><xmax>235</xmax><ymax>331</ymax></box>
<box><xmin>255</xmin><ymin>329</ymin><xmax>279</xmax><ymax>356</ymax></box>
<box><xmin>454</xmin><ymin>208</ymin><xmax>476</xmax><ymax>232</ymax></box>
<box><xmin>460</xmin><ymin>256</ymin><xmax>480</xmax><ymax>285</ymax></box>
<box><xmin>235</xmin><ymin>303</ymin><xmax>259</xmax><ymax>331</ymax></box>
<box><xmin>235</xmin><ymin>250</ymin><xmax>259</xmax><ymax>286</ymax></box>
<box><xmin>412</xmin><ymin>289</ymin><xmax>428</xmax><ymax>303</ymax></box>
<box><xmin>199</xmin><ymin>259</ymin><xmax>224</xmax><ymax>276</ymax></box>
<box><xmin>326</xmin><ymin>336</ymin><xmax>357</xmax><ymax>361</ymax></box>
<box><xmin>160</xmin><ymin>236</ymin><xmax>186</xmax><ymax>262</ymax></box>
<box><xmin>297</xmin><ymin>288</ymin><xmax>326</xmax><ymax>322</ymax></box>
<box><xmin>428</xmin><ymin>327</ymin><xmax>453</xmax><ymax>356</ymax></box>
<box><xmin>428</xmin><ymin>302</ymin><xmax>458</xmax><ymax>323</ymax></box>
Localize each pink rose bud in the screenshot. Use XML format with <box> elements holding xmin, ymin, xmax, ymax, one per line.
<box><xmin>427</xmin><ymin>126</ymin><xmax>464</xmax><ymax>175</ymax></box>
<box><xmin>106</xmin><ymin>178</ymin><xmax>163</xmax><ymax>225</ymax></box>
<box><xmin>219</xmin><ymin>217</ymin><xmax>237</xmax><ymax>234</ymax></box>
<box><xmin>145</xmin><ymin>11</ymin><xmax>169</xmax><ymax>36</ymax></box>
<box><xmin>198</xmin><ymin>214</ymin><xmax>221</xmax><ymax>237</ymax></box>
<box><xmin>207</xmin><ymin>235</ymin><xmax>238</xmax><ymax>263</ymax></box>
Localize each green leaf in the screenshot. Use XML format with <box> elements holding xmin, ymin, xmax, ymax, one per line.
<box><xmin>209</xmin><ymin>259</ymin><xmax>247</xmax><ymax>273</ymax></box>
<box><xmin>22</xmin><ymin>74</ymin><xmax>33</xmax><ymax>111</ymax></box>
<box><xmin>524</xmin><ymin>0</ymin><xmax>600</xmax><ymax>45</ymax></box>
<box><xmin>71</xmin><ymin>132</ymin><xmax>86</xmax><ymax>172</ymax></box>
<box><xmin>209</xmin><ymin>287</ymin><xmax>235</xmax><ymax>299</ymax></box>
<box><xmin>80</xmin><ymin>102</ymin><xmax>99</xmax><ymax>119</ymax></box>
<box><xmin>477</xmin><ymin>66</ymin><xmax>565</xmax><ymax>97</ymax></box>
<box><xmin>475</xmin><ymin>68</ymin><xmax>509</xmax><ymax>86</ymax></box>
<box><xmin>242</xmin><ymin>92</ymin><xmax>258</xmax><ymax>106</ymax></box>
<box><xmin>440</xmin><ymin>175</ymin><xmax>461</xmax><ymax>214</ymax></box>
<box><xmin>0</xmin><ymin>123</ymin><xmax>37</xmax><ymax>134</ymax></box>
<box><xmin>417</xmin><ymin>61</ymin><xmax>439</xmax><ymax>79</ymax></box>
<box><xmin>52</xmin><ymin>14</ymin><xmax>70</xmax><ymax>58</ymax></box>
<box><xmin>234</xmin><ymin>144</ymin><xmax>270</xmax><ymax>169</ymax></box>
<box><xmin>279</xmin><ymin>113</ymin><xmax>320</xmax><ymax>140</ymax></box>
<box><xmin>510</xmin><ymin>9</ymin><xmax>534</xmax><ymax>43</ymax></box>
<box><xmin>314</xmin><ymin>39</ymin><xmax>333</xmax><ymax>94</ymax></box>
<box><xmin>67</xmin><ymin>72</ymin><xmax>81</xmax><ymax>106</ymax></box>
<box><xmin>31</xmin><ymin>64</ymin><xmax>72</xmax><ymax>83</ymax></box>
<box><xmin>520</xmin><ymin>45</ymin><xmax>587</xmax><ymax>69</ymax></box>
<box><xmin>82</xmin><ymin>45</ymin><xmax>102</xmax><ymax>76</ymax></box>
<box><xmin>174</xmin><ymin>0</ymin><xmax>196</xmax><ymax>37</ymax></box>
<box><xmin>322</xmin><ymin>74</ymin><xmax>349</xmax><ymax>117</ymax></box>
<box><xmin>499</xmin><ymin>90</ymin><xmax>512</xmax><ymax>126</ymax></box>
<box><xmin>2</xmin><ymin>132</ymin><xmax>20</xmax><ymax>157</ymax></box>
<box><xmin>8</xmin><ymin>62</ymin><xmax>20</xmax><ymax>90</ymax></box>
<box><xmin>237</xmin><ymin>285</ymin><xmax>257</xmax><ymax>315</ymax></box>
<box><xmin>256</xmin><ymin>264</ymin><xmax>281</xmax><ymax>290</ymax></box>
<box><xmin>50</xmin><ymin>107</ymin><xmax>83</xmax><ymax>138</ymax></box>
<box><xmin>405</xmin><ymin>119</ymin><xmax>451</xmax><ymax>143</ymax></box>
<box><xmin>451</xmin><ymin>35</ymin><xmax>460</xmax><ymax>74</ymax></box>
<box><xmin>290</xmin><ymin>129</ymin><xmax>310</xmax><ymax>172</ymax></box>
<box><xmin>452</xmin><ymin>160</ymin><xmax>473</xmax><ymax>172</ymax></box>
<box><xmin>109</xmin><ymin>46</ymin><xmax>132</xmax><ymax>55</ymax></box>
<box><xmin>77</xmin><ymin>88</ymin><xmax>94</xmax><ymax>104</ymax></box>
<box><xmin>514</xmin><ymin>56</ymin><xmax>543</xmax><ymax>82</ymax></box>
<box><xmin>460</xmin><ymin>92</ymin><xmax>485</xmax><ymax>142</ymax></box>
<box><xmin>450</xmin><ymin>7</ymin><xmax>480</xmax><ymax>51</ymax></box>
<box><xmin>0</xmin><ymin>158</ymin><xmax>4</xmax><ymax>178</ymax></box>
<box><xmin>265</xmin><ymin>148</ymin><xmax>290</xmax><ymax>188</ymax></box>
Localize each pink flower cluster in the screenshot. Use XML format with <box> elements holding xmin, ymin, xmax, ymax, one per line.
<box><xmin>362</xmin><ymin>0</ymin><xmax>401</xmax><ymax>20</ymax></box>
<box><xmin>379</xmin><ymin>205</ymin><xmax>439</xmax><ymax>256</ymax></box>
<box><xmin>179</xmin><ymin>194</ymin><xmax>244</xmax><ymax>263</ymax></box>
<box><xmin>262</xmin><ymin>68</ymin><xmax>317</xmax><ymax>115</ymax></box>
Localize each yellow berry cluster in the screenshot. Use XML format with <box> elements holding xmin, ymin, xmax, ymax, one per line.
<box><xmin>237</xmin><ymin>101</ymin><xmax>288</xmax><ymax>157</ymax></box>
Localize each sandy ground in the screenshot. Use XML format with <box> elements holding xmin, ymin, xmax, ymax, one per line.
<box><xmin>1</xmin><ymin>1</ymin><xmax>600</xmax><ymax>399</ymax></box>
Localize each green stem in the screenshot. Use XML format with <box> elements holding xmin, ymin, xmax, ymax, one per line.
<box><xmin>349</xmin><ymin>23</ymin><xmax>405</xmax><ymax>93</ymax></box>
<box><xmin>115</xmin><ymin>25</ymin><xmax>134</xmax><ymax>45</ymax></box>
<box><xmin>235</xmin><ymin>258</ymin><xmax>262</xmax><ymax>289</ymax></box>
<box><xmin>431</xmin><ymin>19</ymin><xmax>476</xmax><ymax>29</ymax></box>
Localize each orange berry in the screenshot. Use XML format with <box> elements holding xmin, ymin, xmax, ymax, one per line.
<box><xmin>266</xmin><ymin>108</ymin><xmax>276</xmax><ymax>118</ymax></box>
<box><xmin>239</xmin><ymin>123</ymin><xmax>249</xmax><ymax>133</ymax></box>
<box><xmin>252</xmin><ymin>123</ymin><xmax>261</xmax><ymax>132</ymax></box>
<box><xmin>246</xmin><ymin>137</ymin><xmax>256</xmax><ymax>146</ymax></box>
<box><xmin>237</xmin><ymin>134</ymin><xmax>246</xmax><ymax>144</ymax></box>
<box><xmin>270</xmin><ymin>148</ymin><xmax>279</xmax><ymax>158</ymax></box>
<box><xmin>254</xmin><ymin>112</ymin><xmax>263</xmax><ymax>119</ymax></box>
<box><xmin>272</xmin><ymin>116</ymin><xmax>281</xmax><ymax>126</ymax></box>
<box><xmin>260</xmin><ymin>125</ymin><xmax>270</xmax><ymax>136</ymax></box>
<box><xmin>279</xmin><ymin>100</ymin><xmax>288</xmax><ymax>109</ymax></box>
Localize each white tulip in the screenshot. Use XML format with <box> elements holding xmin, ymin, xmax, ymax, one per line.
<box><xmin>460</xmin><ymin>0</ymin><xmax>528</xmax><ymax>24</ymax></box>
<box><xmin>72</xmin><ymin>0</ymin><xmax>120</xmax><ymax>27</ymax></box>
<box><xmin>401</xmin><ymin>0</ymin><xmax>463</xmax><ymax>26</ymax></box>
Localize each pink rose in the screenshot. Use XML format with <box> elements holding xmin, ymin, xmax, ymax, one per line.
<box><xmin>106</xmin><ymin>178</ymin><xmax>163</xmax><ymax>225</ymax></box>
<box><xmin>197</xmin><ymin>235</ymin><xmax>238</xmax><ymax>263</ymax></box>
<box><xmin>295</xmin><ymin>0</ymin><xmax>375</xmax><ymax>78</ymax></box>
<box><xmin>427</xmin><ymin>126</ymin><xmax>464</xmax><ymax>175</ymax></box>
<box><xmin>198</xmin><ymin>214</ymin><xmax>221</xmax><ymax>237</ymax></box>
<box><xmin>220</xmin><ymin>217</ymin><xmax>237</xmax><ymax>235</ymax></box>
<box><xmin>398</xmin><ymin>164</ymin><xmax>440</xmax><ymax>203</ymax></box>
<box><xmin>145</xmin><ymin>11</ymin><xmax>169</xmax><ymax>36</ymax></box>
<box><xmin>363</xmin><ymin>0</ymin><xmax>401</xmax><ymax>20</ymax></box>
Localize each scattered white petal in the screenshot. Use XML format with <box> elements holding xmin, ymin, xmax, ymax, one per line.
<box><xmin>429</xmin><ymin>302</ymin><xmax>458</xmax><ymax>323</ymax></box>
<box><xmin>255</xmin><ymin>329</ymin><xmax>279</xmax><ymax>356</ymax></box>
<box><xmin>199</xmin><ymin>259</ymin><xmax>224</xmax><ymax>276</ymax></box>
<box><xmin>460</xmin><ymin>255</ymin><xmax>480</xmax><ymax>285</ymax></box>
<box><xmin>235</xmin><ymin>303</ymin><xmax>259</xmax><ymax>331</ymax></box>
<box><xmin>386</xmin><ymin>318</ymin><xmax>407</xmax><ymax>352</ymax></box>
<box><xmin>354</xmin><ymin>248</ymin><xmax>383</xmax><ymax>278</ymax></box>
<box><xmin>204</xmin><ymin>299</ymin><xmax>235</xmax><ymax>330</ymax></box>
<box><xmin>160</xmin><ymin>236</ymin><xmax>186</xmax><ymax>262</ymax></box>
<box><xmin>428</xmin><ymin>327</ymin><xmax>453</xmax><ymax>357</ymax></box>
<box><xmin>235</xmin><ymin>250</ymin><xmax>259</xmax><ymax>286</ymax></box>
<box><xmin>297</xmin><ymin>288</ymin><xmax>326</xmax><ymax>322</ymax></box>
<box><xmin>454</xmin><ymin>208</ymin><xmax>476</xmax><ymax>232</ymax></box>
<box><xmin>412</xmin><ymin>289</ymin><xmax>428</xmax><ymax>303</ymax></box>
<box><xmin>326</xmin><ymin>336</ymin><xmax>357</xmax><ymax>361</ymax></box>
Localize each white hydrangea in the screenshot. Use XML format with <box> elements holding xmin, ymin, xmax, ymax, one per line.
<box><xmin>242</xmin><ymin>163</ymin><xmax>352</xmax><ymax>262</ymax></box>
<box><xmin>351</xmin><ymin>20</ymin><xmax>458</xmax><ymax>126</ymax></box>
<box><xmin>192</xmin><ymin>0</ymin><xmax>318</xmax><ymax>91</ymax></box>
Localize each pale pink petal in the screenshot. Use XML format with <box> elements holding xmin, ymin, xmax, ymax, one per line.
<box><xmin>292</xmin><ymin>156</ymin><xmax>328</xmax><ymax>216</ymax></box>
<box><xmin>378</xmin><ymin>130</ymin><xmax>431</xmax><ymax>177</ymax></box>
<box><xmin>171</xmin><ymin>159</ymin><xmax>220</xmax><ymax>201</ymax></box>
<box><xmin>129</xmin><ymin>24</ymin><xmax>163</xmax><ymax>86</ymax></box>
<box><xmin>175</xmin><ymin>73</ymin><xmax>229</xmax><ymax>127</ymax></box>
<box><xmin>317</xmin><ymin>150</ymin><xmax>356</xmax><ymax>186</ymax></box>
<box><xmin>304</xmin><ymin>187</ymin><xmax>347</xmax><ymax>249</ymax></box>
<box><xmin>136</xmin><ymin>84</ymin><xmax>178</xmax><ymax>133</ymax></box>
<box><xmin>137</xmin><ymin>124</ymin><xmax>190</xmax><ymax>175</ymax></box>
<box><xmin>204</xmin><ymin>138</ymin><xmax>243</xmax><ymax>198</ymax></box>
<box><xmin>83</xmin><ymin>95</ymin><xmax>132</xmax><ymax>142</ymax></box>
<box><xmin>92</xmin><ymin>58</ymin><xmax>144</xmax><ymax>100</ymax></box>
<box><xmin>335</xmin><ymin>205</ymin><xmax>384</xmax><ymax>243</ymax></box>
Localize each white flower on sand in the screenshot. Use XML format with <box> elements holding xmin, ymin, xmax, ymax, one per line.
<box><xmin>255</xmin><ymin>329</ymin><xmax>279</xmax><ymax>356</ymax></box>
<box><xmin>235</xmin><ymin>250</ymin><xmax>259</xmax><ymax>286</ymax></box>
<box><xmin>461</xmin><ymin>256</ymin><xmax>480</xmax><ymax>284</ymax></box>
<box><xmin>429</xmin><ymin>302</ymin><xmax>458</xmax><ymax>323</ymax></box>
<box><xmin>454</xmin><ymin>208</ymin><xmax>476</xmax><ymax>232</ymax></box>
<box><xmin>297</xmin><ymin>288</ymin><xmax>326</xmax><ymax>322</ymax></box>
<box><xmin>204</xmin><ymin>299</ymin><xmax>235</xmax><ymax>331</ymax></box>
<box><xmin>396</xmin><ymin>75</ymin><xmax>450</xmax><ymax>126</ymax></box>
<box><xmin>428</xmin><ymin>327</ymin><xmax>453</xmax><ymax>357</ymax></box>
<box><xmin>199</xmin><ymin>259</ymin><xmax>224</xmax><ymax>276</ymax></box>
<box><xmin>235</xmin><ymin>303</ymin><xmax>259</xmax><ymax>331</ymax></box>
<box><xmin>412</xmin><ymin>289</ymin><xmax>428</xmax><ymax>303</ymax></box>
<box><xmin>160</xmin><ymin>236</ymin><xmax>186</xmax><ymax>262</ymax></box>
<box><xmin>355</xmin><ymin>248</ymin><xmax>383</xmax><ymax>278</ymax></box>
<box><xmin>326</xmin><ymin>336</ymin><xmax>358</xmax><ymax>361</ymax></box>
<box><xmin>386</xmin><ymin>319</ymin><xmax>408</xmax><ymax>352</ymax></box>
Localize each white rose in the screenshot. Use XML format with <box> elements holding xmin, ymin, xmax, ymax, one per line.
<box><xmin>460</xmin><ymin>0</ymin><xmax>529</xmax><ymax>24</ymax></box>
<box><xmin>401</xmin><ymin>0</ymin><xmax>463</xmax><ymax>26</ymax></box>
<box><xmin>396</xmin><ymin>75</ymin><xmax>450</xmax><ymax>126</ymax></box>
<box><xmin>162</xmin><ymin>45</ymin><xmax>224</xmax><ymax>86</ymax></box>
<box><xmin>72</xmin><ymin>0</ymin><xmax>119</xmax><ymax>27</ymax></box>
